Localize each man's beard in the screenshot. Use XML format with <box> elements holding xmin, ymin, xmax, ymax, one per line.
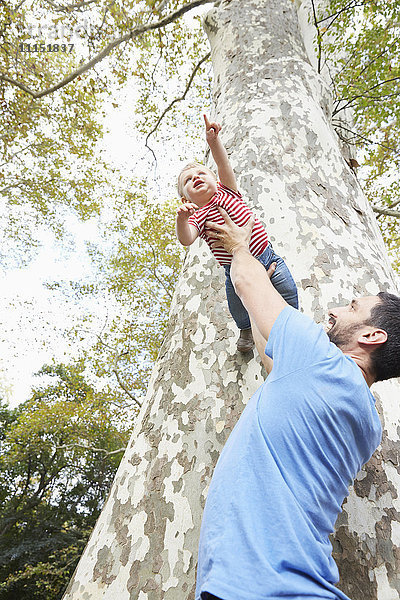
<box><xmin>327</xmin><ymin>323</ymin><xmax>363</xmax><ymax>349</ymax></box>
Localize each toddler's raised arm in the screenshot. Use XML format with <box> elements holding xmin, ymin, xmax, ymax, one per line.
<box><xmin>204</xmin><ymin>114</ymin><xmax>237</xmax><ymax>192</ymax></box>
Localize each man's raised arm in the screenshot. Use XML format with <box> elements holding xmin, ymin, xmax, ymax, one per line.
<box><xmin>205</xmin><ymin>207</ymin><xmax>288</xmax><ymax>341</ymax></box>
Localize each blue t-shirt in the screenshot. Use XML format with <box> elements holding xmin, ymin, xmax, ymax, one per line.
<box><xmin>196</xmin><ymin>307</ymin><xmax>382</xmax><ymax>600</ymax></box>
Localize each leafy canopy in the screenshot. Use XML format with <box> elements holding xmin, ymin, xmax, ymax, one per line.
<box><xmin>0</xmin><ymin>0</ymin><xmax>212</xmax><ymax>249</ymax></box>
<box><xmin>317</xmin><ymin>0</ymin><xmax>400</xmax><ymax>268</ymax></box>
<box><xmin>2</xmin><ymin>0</ymin><xmax>399</xmax><ymax>270</ymax></box>
<box><xmin>59</xmin><ymin>181</ymin><xmax>184</xmax><ymax>407</ymax></box>
<box><xmin>0</xmin><ymin>361</ymin><xmax>131</xmax><ymax>600</ymax></box>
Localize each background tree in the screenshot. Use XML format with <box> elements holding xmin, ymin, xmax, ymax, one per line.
<box><xmin>0</xmin><ymin>362</ymin><xmax>131</xmax><ymax>600</ymax></box>
<box><xmin>0</xmin><ymin>188</ymin><xmax>183</xmax><ymax>599</ymax></box>
<box><xmin>313</xmin><ymin>0</ymin><xmax>400</xmax><ymax>267</ymax></box>
<box><xmin>0</xmin><ymin>0</ymin><xmax>212</xmax><ymax>251</ymax></box>
<box><xmin>0</xmin><ymin>1</ymin><xmax>109</xmax><ymax>251</ymax></box>
<box><xmin>48</xmin><ymin>186</ymin><xmax>184</xmax><ymax>407</ymax></box>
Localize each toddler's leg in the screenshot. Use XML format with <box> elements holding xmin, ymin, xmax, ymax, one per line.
<box><xmin>269</xmin><ymin>257</ymin><xmax>298</xmax><ymax>309</ymax></box>
<box><xmin>257</xmin><ymin>246</ymin><xmax>298</xmax><ymax>309</ymax></box>
<box><xmin>225</xmin><ymin>268</ymin><xmax>254</xmax><ymax>352</ymax></box>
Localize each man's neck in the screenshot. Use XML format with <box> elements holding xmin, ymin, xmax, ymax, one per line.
<box><xmin>343</xmin><ymin>352</ymin><xmax>374</xmax><ymax>387</ymax></box>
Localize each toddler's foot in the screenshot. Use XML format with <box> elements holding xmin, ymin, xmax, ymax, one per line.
<box><xmin>237</xmin><ymin>328</ymin><xmax>254</xmax><ymax>353</ymax></box>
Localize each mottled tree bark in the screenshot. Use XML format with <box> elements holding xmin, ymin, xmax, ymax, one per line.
<box><xmin>63</xmin><ymin>1</ymin><xmax>400</xmax><ymax>599</ymax></box>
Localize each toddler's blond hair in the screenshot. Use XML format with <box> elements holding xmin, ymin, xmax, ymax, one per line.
<box><xmin>177</xmin><ymin>162</ymin><xmax>217</xmax><ymax>199</ymax></box>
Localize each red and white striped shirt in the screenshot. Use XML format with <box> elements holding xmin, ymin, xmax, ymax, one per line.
<box><xmin>188</xmin><ymin>182</ymin><xmax>269</xmax><ymax>266</ymax></box>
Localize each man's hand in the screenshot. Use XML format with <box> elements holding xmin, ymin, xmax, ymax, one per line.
<box><xmin>205</xmin><ymin>206</ymin><xmax>254</xmax><ymax>254</ymax></box>
<box><xmin>207</xmin><ymin>208</ymin><xmax>287</xmax><ymax>342</ymax></box>
<box><xmin>204</xmin><ymin>114</ymin><xmax>221</xmax><ymax>146</ymax></box>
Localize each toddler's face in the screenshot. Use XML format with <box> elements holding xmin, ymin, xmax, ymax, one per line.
<box><xmin>180</xmin><ymin>166</ymin><xmax>217</xmax><ymax>206</ymax></box>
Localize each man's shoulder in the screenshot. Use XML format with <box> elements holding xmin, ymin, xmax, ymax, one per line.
<box><xmin>266</xmin><ymin>307</ymin><xmax>339</xmax><ymax>374</ymax></box>
<box><xmin>270</xmin><ymin>306</ymin><xmax>321</xmax><ymax>336</ymax></box>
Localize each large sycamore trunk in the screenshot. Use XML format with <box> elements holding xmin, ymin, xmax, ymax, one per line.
<box><xmin>63</xmin><ymin>1</ymin><xmax>400</xmax><ymax>599</ymax></box>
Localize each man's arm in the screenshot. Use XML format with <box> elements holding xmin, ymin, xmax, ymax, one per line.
<box><xmin>204</xmin><ymin>114</ymin><xmax>237</xmax><ymax>192</ymax></box>
<box><xmin>176</xmin><ymin>202</ymin><xmax>200</xmax><ymax>246</ymax></box>
<box><xmin>250</xmin><ymin>316</ymin><xmax>274</xmax><ymax>373</ymax></box>
<box><xmin>205</xmin><ymin>207</ymin><xmax>288</xmax><ymax>341</ymax></box>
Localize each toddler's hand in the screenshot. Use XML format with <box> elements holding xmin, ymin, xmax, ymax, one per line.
<box><xmin>204</xmin><ymin>114</ymin><xmax>221</xmax><ymax>145</ymax></box>
<box><xmin>176</xmin><ymin>202</ymin><xmax>198</xmax><ymax>220</ymax></box>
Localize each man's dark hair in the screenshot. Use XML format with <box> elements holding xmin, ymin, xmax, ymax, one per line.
<box><xmin>369</xmin><ymin>291</ymin><xmax>400</xmax><ymax>382</ymax></box>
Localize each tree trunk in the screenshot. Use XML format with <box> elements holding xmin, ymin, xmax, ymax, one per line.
<box><xmin>63</xmin><ymin>1</ymin><xmax>400</xmax><ymax>598</ymax></box>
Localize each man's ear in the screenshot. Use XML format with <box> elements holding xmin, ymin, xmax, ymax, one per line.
<box><xmin>358</xmin><ymin>328</ymin><xmax>388</xmax><ymax>347</ymax></box>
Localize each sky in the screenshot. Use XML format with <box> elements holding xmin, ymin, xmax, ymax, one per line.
<box><xmin>0</xmin><ymin>88</ymin><xmax>147</xmax><ymax>406</ymax></box>
<box><xmin>0</xmin><ymin>215</ymin><xmax>103</xmax><ymax>405</ymax></box>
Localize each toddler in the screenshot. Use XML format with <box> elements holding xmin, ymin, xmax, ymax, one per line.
<box><xmin>176</xmin><ymin>115</ymin><xmax>298</xmax><ymax>352</ymax></box>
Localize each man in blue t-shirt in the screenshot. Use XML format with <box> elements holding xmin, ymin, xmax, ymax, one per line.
<box><xmin>196</xmin><ymin>208</ymin><xmax>400</xmax><ymax>600</ymax></box>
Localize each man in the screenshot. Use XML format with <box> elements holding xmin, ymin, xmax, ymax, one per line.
<box><xmin>195</xmin><ymin>207</ymin><xmax>400</xmax><ymax>600</ymax></box>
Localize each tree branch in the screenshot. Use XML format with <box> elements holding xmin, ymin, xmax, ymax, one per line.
<box><xmin>310</xmin><ymin>0</ymin><xmax>322</xmax><ymax>73</ymax></box>
<box><xmin>0</xmin><ymin>142</ymin><xmax>43</xmax><ymax>168</ymax></box>
<box><xmin>92</xmin><ymin>3</ymin><xmax>112</xmax><ymax>40</ymax></box>
<box><xmin>144</xmin><ymin>241</ymin><xmax>174</xmax><ymax>299</ymax></box>
<box><xmin>316</xmin><ymin>0</ymin><xmax>365</xmax><ymax>25</ymax></box>
<box><xmin>0</xmin><ymin>0</ymin><xmax>214</xmax><ymax>99</ymax></box>
<box><xmin>362</xmin><ymin>91</ymin><xmax>400</xmax><ymax>101</ymax></box>
<box><xmin>333</xmin><ymin>76</ymin><xmax>400</xmax><ymax>115</ymax></box>
<box><xmin>112</xmin><ymin>367</ymin><xmax>142</xmax><ymax>408</ymax></box>
<box><xmin>332</xmin><ymin>44</ymin><xmax>361</xmax><ymax>81</ymax></box>
<box><xmin>0</xmin><ymin>462</ymin><xmax>59</xmax><ymax>537</ymax></box>
<box><xmin>41</xmin><ymin>0</ymin><xmax>98</xmax><ymax>12</ymax></box>
<box><xmin>386</xmin><ymin>198</ymin><xmax>400</xmax><ymax>209</ymax></box>
<box><xmin>145</xmin><ymin>50</ymin><xmax>211</xmax><ymax>152</ymax></box>
<box><xmin>332</xmin><ymin>35</ymin><xmax>396</xmax><ymax>88</ymax></box>
<box><xmin>0</xmin><ymin>177</ymin><xmax>57</xmax><ymax>195</ymax></box>
<box><xmin>356</xmin><ymin>39</ymin><xmax>397</xmax><ymax>80</ymax></box>
<box><xmin>70</xmin><ymin>328</ymin><xmax>141</xmax><ymax>408</ymax></box>
<box><xmin>332</xmin><ymin>121</ymin><xmax>399</xmax><ymax>154</ymax></box>
<box><xmin>372</xmin><ymin>206</ymin><xmax>400</xmax><ymax>218</ymax></box>
<box><xmin>9</xmin><ymin>455</ymin><xmax>33</xmax><ymax>514</ymax></box>
<box><xmin>317</xmin><ymin>0</ymin><xmax>366</xmax><ymax>47</ymax></box>
<box><xmin>56</xmin><ymin>442</ymin><xmax>126</xmax><ymax>456</ymax></box>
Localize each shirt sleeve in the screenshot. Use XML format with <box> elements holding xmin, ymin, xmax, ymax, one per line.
<box><xmin>217</xmin><ymin>183</ymin><xmax>243</xmax><ymax>199</ymax></box>
<box><xmin>188</xmin><ymin>213</ymin><xmax>201</xmax><ymax>232</ymax></box>
<box><xmin>265</xmin><ymin>307</ymin><xmax>338</xmax><ymax>379</ymax></box>
<box><xmin>215</xmin><ymin>184</ymin><xmax>245</xmax><ymax>212</ymax></box>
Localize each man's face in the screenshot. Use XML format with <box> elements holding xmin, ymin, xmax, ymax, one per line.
<box><xmin>180</xmin><ymin>166</ymin><xmax>217</xmax><ymax>206</ymax></box>
<box><xmin>326</xmin><ymin>296</ymin><xmax>380</xmax><ymax>349</ymax></box>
